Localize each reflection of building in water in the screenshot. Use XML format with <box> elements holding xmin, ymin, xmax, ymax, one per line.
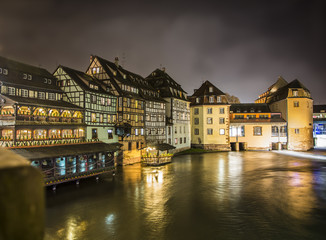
<box><xmin>122</xmin><ymin>163</ymin><xmax>142</xmax><ymax>184</ymax></box>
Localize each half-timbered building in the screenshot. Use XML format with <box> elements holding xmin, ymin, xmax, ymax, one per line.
<box><xmin>146</xmin><ymin>68</ymin><xmax>191</xmax><ymax>153</ymax></box>
<box><xmin>86</xmin><ymin>56</ymin><xmax>147</xmax><ymax>164</ymax></box>
<box><xmin>53</xmin><ymin>66</ymin><xmax>118</xmax><ymax>144</ymax></box>
<box><xmin>0</xmin><ymin>56</ymin><xmax>121</xmax><ymax>186</ymax></box>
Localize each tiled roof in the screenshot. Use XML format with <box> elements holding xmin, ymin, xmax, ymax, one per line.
<box><xmin>314</xmin><ymin>105</ymin><xmax>326</xmax><ymax>113</ymax></box>
<box><xmin>0</xmin><ymin>55</ymin><xmax>61</xmax><ymax>92</ymax></box>
<box><xmin>191</xmin><ymin>80</ymin><xmax>225</xmax><ymax>97</ymax></box>
<box><xmin>230</xmin><ymin>103</ymin><xmax>271</xmax><ymax>113</ymax></box>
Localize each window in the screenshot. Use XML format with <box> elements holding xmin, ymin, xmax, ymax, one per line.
<box><xmin>118</xmin><ymin>97</ymin><xmax>122</xmax><ymax>107</ymax></box>
<box><xmin>295</xmin><ymin>129</ymin><xmax>300</xmax><ymax>134</ymax></box>
<box><xmin>91</xmin><ymin>113</ymin><xmax>96</xmax><ymax>122</ymax></box>
<box><xmin>253</xmin><ymin>126</ymin><xmax>262</xmax><ymax>136</ymax></box>
<box><xmin>272</xmin><ymin>126</ymin><xmax>279</xmax><ymax>137</ymax></box>
<box><xmin>209</xmin><ymin>87</ymin><xmax>213</xmax><ymax>92</ymax></box>
<box><xmin>107</xmin><ymin>98</ymin><xmax>112</xmax><ymax>106</ymax></box>
<box><xmin>168</xmin><ymin>127</ymin><xmax>171</xmax><ymax>135</ymax></box>
<box><xmin>194</xmin><ymin>108</ymin><xmax>199</xmax><ymax>115</ymax></box>
<box><xmin>168</xmin><ymin>138</ymin><xmax>171</xmax><ymax>144</ymax></box>
<box><xmin>8</xmin><ymin>87</ymin><xmax>15</xmax><ymax>96</ymax></box>
<box><xmin>207</xmin><ymin>128</ymin><xmax>213</xmax><ymax>135</ymax></box>
<box><xmin>294</xmin><ymin>101</ymin><xmax>299</xmax><ymax>107</ymax></box>
<box><xmin>209</xmin><ymin>96</ymin><xmax>214</xmax><ymax>103</ymax></box>
<box><xmin>293</xmin><ymin>90</ymin><xmax>298</xmax><ymax>96</ymax></box>
<box><xmin>194</xmin><ymin>118</ymin><xmax>199</xmax><ymax>125</ymax></box>
<box><xmin>196</xmin><ymin>98</ymin><xmax>200</xmax><ymax>103</ymax></box>
<box><xmin>100</xmin><ymin>114</ymin><xmax>104</xmax><ymax>123</ymax></box>
<box><xmin>219</xmin><ymin>108</ymin><xmax>224</xmax><ymax>114</ymax></box>
<box><xmin>91</xmin><ymin>95</ymin><xmax>97</xmax><ymax>104</ymax></box>
<box><xmin>22</xmin><ymin>89</ymin><xmax>28</xmax><ymax>97</ymax></box>
<box><xmin>229</xmin><ymin>126</ymin><xmax>245</xmax><ymax>137</ymax></box>
<box><xmin>128</xmin><ymin>142</ymin><xmax>132</xmax><ymax>151</ymax></box>
<box><xmin>280</xmin><ymin>126</ymin><xmax>287</xmax><ymax>137</ymax></box>
<box><xmin>48</xmin><ymin>79</ymin><xmax>52</xmax><ymax>84</ymax></box>
<box><xmin>184</xmin><ymin>137</ymin><xmax>186</xmax><ymax>143</ymax></box>
<box><xmin>135</xmin><ymin>129</ymin><xmax>139</xmax><ymax>135</ymax></box>
<box><xmin>219</xmin><ymin>118</ymin><xmax>225</xmax><ymax>124</ymax></box>
<box><xmin>108</xmin><ymin>129</ymin><xmax>113</xmax><ymax>139</ymax></box>
<box><xmin>38</xmin><ymin>92</ymin><xmax>45</xmax><ymax>99</ymax></box>
<box><xmin>92</xmin><ymin>128</ymin><xmax>98</xmax><ymax>139</ymax></box>
<box><xmin>207</xmin><ymin>108</ymin><xmax>212</xmax><ymax>114</ymax></box>
<box><xmin>101</xmin><ymin>97</ymin><xmax>105</xmax><ymax>105</ymax></box>
<box><xmin>234</xmin><ymin>115</ymin><xmax>244</xmax><ymax>119</ymax></box>
<box><xmin>259</xmin><ymin>115</ymin><xmax>268</xmax><ymax>119</ymax></box>
<box><xmin>3</xmin><ymin>69</ymin><xmax>8</xmax><ymax>75</ymax></box>
<box><xmin>141</xmin><ymin>128</ymin><xmax>144</xmax><ymax>135</ymax></box>
<box><xmin>48</xmin><ymin>93</ymin><xmax>55</xmax><ymax>100</ymax></box>
<box><xmin>175</xmin><ymin>127</ymin><xmax>177</xmax><ymax>134</ymax></box>
<box><xmin>217</xmin><ymin>96</ymin><xmax>221</xmax><ymax>103</ymax></box>
<box><xmin>23</xmin><ymin>73</ymin><xmax>27</xmax><ymax>79</ymax></box>
<box><xmin>219</xmin><ymin>129</ymin><xmax>225</xmax><ymax>135</ymax></box>
<box><xmin>194</xmin><ymin>128</ymin><xmax>199</xmax><ymax>135</ymax></box>
<box><xmin>180</xmin><ymin>138</ymin><xmax>182</xmax><ymax>144</ymax></box>
<box><xmin>127</xmin><ymin>98</ymin><xmax>131</xmax><ymax>107</ymax></box>
<box><xmin>247</xmin><ymin>115</ymin><xmax>256</xmax><ymax>119</ymax></box>
<box><xmin>175</xmin><ymin>138</ymin><xmax>178</xmax><ymax>144</ymax></box>
<box><xmin>207</xmin><ymin>117</ymin><xmax>213</xmax><ymax>124</ymax></box>
<box><xmin>44</xmin><ymin>78</ymin><xmax>47</xmax><ymax>84</ymax></box>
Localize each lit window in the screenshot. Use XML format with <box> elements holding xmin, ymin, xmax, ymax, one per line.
<box><xmin>38</xmin><ymin>92</ymin><xmax>45</xmax><ymax>99</ymax></box>
<box><xmin>219</xmin><ymin>129</ymin><xmax>225</xmax><ymax>135</ymax></box>
<box><xmin>3</xmin><ymin>69</ymin><xmax>8</xmax><ymax>75</ymax></box>
<box><xmin>27</xmin><ymin>74</ymin><xmax>32</xmax><ymax>80</ymax></box>
<box><xmin>272</xmin><ymin>126</ymin><xmax>279</xmax><ymax>137</ymax></box>
<box><xmin>135</xmin><ymin>129</ymin><xmax>139</xmax><ymax>135</ymax></box>
<box><xmin>295</xmin><ymin>129</ymin><xmax>300</xmax><ymax>134</ymax></box>
<box><xmin>175</xmin><ymin>138</ymin><xmax>178</xmax><ymax>144</ymax></box>
<box><xmin>217</xmin><ymin>96</ymin><xmax>221</xmax><ymax>103</ymax></box>
<box><xmin>23</xmin><ymin>73</ymin><xmax>27</xmax><ymax>79</ymax></box>
<box><xmin>48</xmin><ymin>79</ymin><xmax>52</xmax><ymax>84</ymax></box>
<box><xmin>100</xmin><ymin>114</ymin><xmax>103</xmax><ymax>123</ymax></box>
<box><xmin>293</xmin><ymin>90</ymin><xmax>298</xmax><ymax>96</ymax></box>
<box><xmin>101</xmin><ymin>97</ymin><xmax>105</xmax><ymax>105</ymax></box>
<box><xmin>22</xmin><ymin>89</ymin><xmax>28</xmax><ymax>97</ymax></box>
<box><xmin>91</xmin><ymin>113</ymin><xmax>96</xmax><ymax>122</ymax></box>
<box><xmin>209</xmin><ymin>96</ymin><xmax>214</xmax><ymax>103</ymax></box>
<box><xmin>108</xmin><ymin>129</ymin><xmax>113</xmax><ymax>139</ymax></box>
<box><xmin>196</xmin><ymin>98</ymin><xmax>200</xmax><ymax>103</ymax></box>
<box><xmin>44</xmin><ymin>78</ymin><xmax>47</xmax><ymax>84</ymax></box>
<box><xmin>207</xmin><ymin>117</ymin><xmax>213</xmax><ymax>124</ymax></box>
<box><xmin>107</xmin><ymin>98</ymin><xmax>112</xmax><ymax>106</ymax></box>
<box><xmin>48</xmin><ymin>93</ymin><xmax>55</xmax><ymax>100</ymax></box>
<box><xmin>8</xmin><ymin>87</ymin><xmax>15</xmax><ymax>96</ymax></box>
<box><xmin>209</xmin><ymin>87</ymin><xmax>213</xmax><ymax>92</ymax></box>
<box><xmin>141</xmin><ymin>129</ymin><xmax>144</xmax><ymax>135</ymax></box>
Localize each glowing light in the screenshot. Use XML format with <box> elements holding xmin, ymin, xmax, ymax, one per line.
<box><xmin>105</xmin><ymin>214</ymin><xmax>115</xmax><ymax>225</ymax></box>
<box><xmin>274</xmin><ymin>150</ymin><xmax>326</xmax><ymax>161</ymax></box>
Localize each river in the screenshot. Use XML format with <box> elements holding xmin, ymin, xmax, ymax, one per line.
<box><xmin>45</xmin><ymin>151</ymin><xmax>326</xmax><ymax>240</ymax></box>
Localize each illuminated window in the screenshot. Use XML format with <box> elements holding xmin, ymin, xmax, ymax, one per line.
<box><xmin>92</xmin><ymin>128</ymin><xmax>97</xmax><ymax>139</ymax></box>
<box><xmin>272</xmin><ymin>126</ymin><xmax>279</xmax><ymax>136</ymax></box>
<box><xmin>38</xmin><ymin>92</ymin><xmax>45</xmax><ymax>99</ymax></box>
<box><xmin>253</xmin><ymin>126</ymin><xmax>262</xmax><ymax>136</ymax></box>
<box><xmin>48</xmin><ymin>93</ymin><xmax>55</xmax><ymax>100</ymax></box>
<box><xmin>219</xmin><ymin>128</ymin><xmax>225</xmax><ymax>135</ymax></box>
<box><xmin>293</xmin><ymin>90</ymin><xmax>298</xmax><ymax>96</ymax></box>
<box><xmin>207</xmin><ymin>117</ymin><xmax>213</xmax><ymax>124</ymax></box>
<box><xmin>209</xmin><ymin>87</ymin><xmax>213</xmax><ymax>92</ymax></box>
<box><xmin>217</xmin><ymin>96</ymin><xmax>221</xmax><ymax>103</ymax></box>
<box><xmin>209</xmin><ymin>96</ymin><xmax>214</xmax><ymax>103</ymax></box>
<box><xmin>175</xmin><ymin>138</ymin><xmax>178</xmax><ymax>144</ymax></box>
<box><xmin>8</xmin><ymin>87</ymin><xmax>15</xmax><ymax>95</ymax></box>
<box><xmin>135</xmin><ymin>129</ymin><xmax>139</xmax><ymax>135</ymax></box>
<box><xmin>107</xmin><ymin>98</ymin><xmax>112</xmax><ymax>106</ymax></box>
<box><xmin>91</xmin><ymin>95</ymin><xmax>97</xmax><ymax>104</ymax></box>
<box><xmin>295</xmin><ymin>129</ymin><xmax>300</xmax><ymax>134</ymax></box>
<box><xmin>91</xmin><ymin>113</ymin><xmax>96</xmax><ymax>122</ymax></box>
<box><xmin>196</xmin><ymin>98</ymin><xmax>200</xmax><ymax>103</ymax></box>
<box><xmin>100</xmin><ymin>114</ymin><xmax>104</xmax><ymax>123</ymax></box>
<box><xmin>21</xmin><ymin>89</ymin><xmax>28</xmax><ymax>97</ymax></box>
<box><xmin>100</xmin><ymin>97</ymin><xmax>105</xmax><ymax>105</ymax></box>
<box><xmin>108</xmin><ymin>129</ymin><xmax>113</xmax><ymax>139</ymax></box>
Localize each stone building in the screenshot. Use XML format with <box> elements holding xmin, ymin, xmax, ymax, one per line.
<box><xmin>256</xmin><ymin>78</ymin><xmax>313</xmax><ymax>150</ymax></box>
<box><xmin>188</xmin><ymin>80</ymin><xmax>230</xmax><ymax>151</ymax></box>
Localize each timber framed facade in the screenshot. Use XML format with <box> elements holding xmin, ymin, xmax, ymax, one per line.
<box><xmin>146</xmin><ymin>68</ymin><xmax>191</xmax><ymax>153</ymax></box>
<box><xmin>53</xmin><ymin>66</ymin><xmax>118</xmax><ymax>144</ymax></box>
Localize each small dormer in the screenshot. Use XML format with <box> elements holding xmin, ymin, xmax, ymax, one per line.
<box><xmin>209</xmin><ymin>86</ymin><xmax>213</xmax><ymax>93</ymax></box>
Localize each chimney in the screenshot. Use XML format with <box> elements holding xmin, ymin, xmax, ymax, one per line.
<box><xmin>90</xmin><ymin>55</ymin><xmax>94</xmax><ymax>63</ymax></box>
<box><xmin>115</xmin><ymin>57</ymin><xmax>119</xmax><ymax>67</ymax></box>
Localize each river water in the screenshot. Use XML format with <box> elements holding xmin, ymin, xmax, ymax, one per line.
<box><xmin>45</xmin><ymin>152</ymin><xmax>326</xmax><ymax>240</ymax></box>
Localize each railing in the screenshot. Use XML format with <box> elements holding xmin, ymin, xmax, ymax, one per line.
<box><xmin>15</xmin><ymin>115</ymin><xmax>83</xmax><ymax>124</ymax></box>
<box><xmin>41</xmin><ymin>158</ymin><xmax>115</xmax><ymax>185</ymax></box>
<box><xmin>142</xmin><ymin>156</ymin><xmax>172</xmax><ymax>166</ymax></box>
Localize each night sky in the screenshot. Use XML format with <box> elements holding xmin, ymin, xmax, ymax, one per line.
<box><xmin>0</xmin><ymin>0</ymin><xmax>325</xmax><ymax>103</ymax></box>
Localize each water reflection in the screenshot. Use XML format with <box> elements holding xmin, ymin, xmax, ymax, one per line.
<box><xmin>45</xmin><ymin>152</ymin><xmax>326</xmax><ymax>240</ymax></box>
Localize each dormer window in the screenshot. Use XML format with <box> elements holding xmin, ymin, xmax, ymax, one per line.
<box><xmin>3</xmin><ymin>69</ymin><xmax>8</xmax><ymax>75</ymax></box>
<box><xmin>209</xmin><ymin>87</ymin><xmax>213</xmax><ymax>92</ymax></box>
<box><xmin>217</xmin><ymin>96</ymin><xmax>221</xmax><ymax>103</ymax></box>
<box><xmin>27</xmin><ymin>74</ymin><xmax>32</xmax><ymax>80</ymax></box>
<box><xmin>293</xmin><ymin>90</ymin><xmax>298</xmax><ymax>96</ymax></box>
<box><xmin>48</xmin><ymin>79</ymin><xmax>52</xmax><ymax>84</ymax></box>
<box><xmin>23</xmin><ymin>73</ymin><xmax>27</xmax><ymax>79</ymax></box>
<box><xmin>44</xmin><ymin>78</ymin><xmax>48</xmax><ymax>84</ymax></box>
<box><xmin>196</xmin><ymin>98</ymin><xmax>200</xmax><ymax>103</ymax></box>
<box><xmin>209</xmin><ymin>96</ymin><xmax>214</xmax><ymax>103</ymax></box>
<box><xmin>250</xmin><ymin>108</ymin><xmax>255</xmax><ymax>113</ymax></box>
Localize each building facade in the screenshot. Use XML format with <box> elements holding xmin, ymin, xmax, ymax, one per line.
<box><xmin>256</xmin><ymin>78</ymin><xmax>313</xmax><ymax>151</ymax></box>
<box><xmin>313</xmin><ymin>105</ymin><xmax>326</xmax><ymax>148</ymax></box>
<box><xmin>53</xmin><ymin>66</ymin><xmax>118</xmax><ymax>144</ymax></box>
<box><xmin>229</xmin><ymin>104</ymin><xmax>287</xmax><ymax>150</ymax></box>
<box><xmin>188</xmin><ymin>81</ymin><xmax>230</xmax><ymax>150</ymax></box>
<box><xmin>146</xmin><ymin>68</ymin><xmax>191</xmax><ymax>153</ymax></box>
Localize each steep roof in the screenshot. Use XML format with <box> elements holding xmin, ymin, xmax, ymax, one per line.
<box><xmin>0</xmin><ymin>55</ymin><xmax>61</xmax><ymax>92</ymax></box>
<box><xmin>145</xmin><ymin>68</ymin><xmax>188</xmax><ymax>100</ymax></box>
<box><xmin>266</xmin><ymin>79</ymin><xmax>311</xmax><ymax>103</ymax></box>
<box><xmin>191</xmin><ymin>80</ymin><xmax>225</xmax><ymax>97</ymax></box>
<box><xmin>56</xmin><ymin>65</ymin><xmax>112</xmax><ymax>95</ymax></box>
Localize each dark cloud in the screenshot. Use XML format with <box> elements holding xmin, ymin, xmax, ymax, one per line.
<box><xmin>0</xmin><ymin>0</ymin><xmax>325</xmax><ymax>103</ymax></box>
